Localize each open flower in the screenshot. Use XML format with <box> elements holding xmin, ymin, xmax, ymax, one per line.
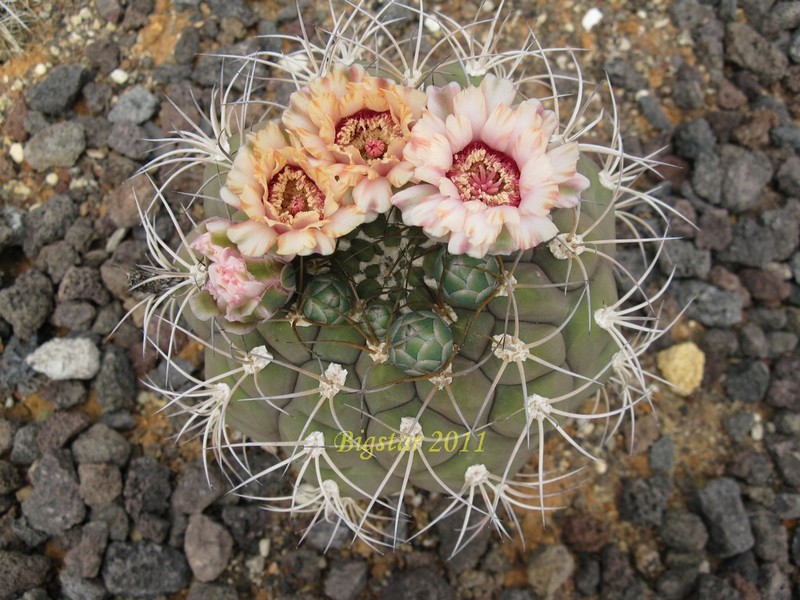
<box><xmin>391</xmin><ymin>75</ymin><xmax>590</xmax><ymax>258</ymax></box>
<box><xmin>190</xmin><ymin>219</ymin><xmax>295</xmax><ymax>327</ymax></box>
<box><xmin>282</xmin><ymin>64</ymin><xmax>426</xmax><ymax>221</ymax></box>
<box><xmin>222</xmin><ymin>121</ymin><xmax>365</xmax><ymax>258</ymax></box>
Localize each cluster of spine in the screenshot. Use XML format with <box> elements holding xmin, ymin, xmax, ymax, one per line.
<box><xmin>131</xmin><ymin>1</ymin><xmax>676</xmax><ymax>553</ymax></box>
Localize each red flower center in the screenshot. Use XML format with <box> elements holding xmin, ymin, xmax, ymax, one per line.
<box><xmin>266</xmin><ymin>165</ymin><xmax>325</xmax><ymax>223</ymax></box>
<box><xmin>446</xmin><ymin>142</ymin><xmax>521</xmax><ymax>207</ymax></box>
<box><xmin>335</xmin><ymin>109</ymin><xmax>401</xmax><ymax>162</ymax></box>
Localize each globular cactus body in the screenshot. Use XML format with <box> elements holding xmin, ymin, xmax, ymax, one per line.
<box><xmin>135</xmin><ymin>1</ymin><xmax>674</xmax><ymax>551</ymax></box>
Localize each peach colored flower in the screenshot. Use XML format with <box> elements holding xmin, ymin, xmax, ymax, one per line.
<box><xmin>391</xmin><ymin>75</ymin><xmax>590</xmax><ymax>258</ymax></box>
<box><xmin>221</xmin><ymin>121</ymin><xmax>365</xmax><ymax>258</ymax></box>
<box><xmin>282</xmin><ymin>64</ymin><xmax>426</xmax><ymax>221</ymax></box>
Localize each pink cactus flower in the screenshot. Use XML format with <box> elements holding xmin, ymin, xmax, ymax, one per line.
<box><xmin>392</xmin><ymin>75</ymin><xmax>590</xmax><ymax>258</ymax></box>
<box><xmin>282</xmin><ymin>64</ymin><xmax>426</xmax><ymax>221</ymax></box>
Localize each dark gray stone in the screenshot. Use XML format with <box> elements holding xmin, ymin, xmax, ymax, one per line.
<box><xmin>659</xmin><ymin>240</ymin><xmax>711</xmax><ymax>279</ymax></box>
<box><xmin>670</xmin><ymin>280</ymin><xmax>743</xmax><ymax>327</ymax></box>
<box><xmin>638</xmin><ymin>94</ymin><xmax>673</xmax><ymax>131</ymax></box>
<box><xmin>656</xmin><ymin>567</ymin><xmax>699</xmax><ymax>600</ymax></box>
<box><xmin>722</xmin><ymin>412</ymin><xmax>755</xmax><ymax>442</ymax></box>
<box><xmin>749</xmin><ymin>509</ymin><xmax>789</xmax><ymax>563</ymax></box>
<box><xmin>22</xmin><ymin>194</ymin><xmax>77</xmax><ymax>258</ymax></box>
<box><xmin>695</xmin><ymin>574</ymin><xmax>742</xmax><ymax>600</ymax></box>
<box><xmin>51</xmin><ymin>301</ymin><xmax>96</xmax><ymax>332</ymax></box>
<box><xmin>36</xmin><ymin>241</ymin><xmax>80</xmax><ymax>284</ymax></box>
<box><xmin>25</xmin><ymin>65</ymin><xmax>88</xmax><ymax>115</ymax></box>
<box><xmin>619</xmin><ymin>476</ymin><xmax>670</xmax><ymax>527</ymax></box>
<box><xmin>673</xmin><ymin>119</ymin><xmax>716</xmax><ymax>160</ymax></box>
<box><xmin>436</xmin><ymin>510</ymin><xmax>490</xmax><ymax>572</ymax></box>
<box><xmin>86</xmin><ymin>38</ymin><xmax>120</xmax><ymax>75</ymax></box>
<box><xmin>0</xmin><ymin>551</ymin><xmax>52</xmax><ymax>600</ymax></box>
<box><xmin>0</xmin><ymin>418</ymin><xmax>13</xmax><ymax>455</ymax></box>
<box><xmin>11</xmin><ymin>422</ymin><xmax>41</xmax><ymax>465</ymax></box>
<box><xmin>108</xmin><ymin>86</ymin><xmax>160</xmax><ymax>124</ymax></box>
<box><xmin>174</xmin><ymin>27</ymin><xmax>200</xmax><ymax>64</ymax></box>
<box><xmin>739</xmin><ymin>322</ymin><xmax>768</xmax><ymax>358</ymax></box>
<box><xmin>93</xmin><ymin>346</ymin><xmax>136</xmax><ymax>413</ymax></box>
<box><xmin>205</xmin><ymin>0</ymin><xmax>257</xmax><ymax>26</ymax></box>
<box><xmin>172</xmin><ymin>462</ymin><xmax>226</xmax><ymax>514</ymax></box>
<box><xmin>102</xmin><ymin>541</ymin><xmax>191</xmax><ymax>596</ymax></box>
<box><xmin>323</xmin><ymin>559</ymin><xmax>368</xmax><ymax>600</ymax></box>
<box><xmin>776</xmin><ymin>156</ymin><xmax>800</xmax><ymax>197</ymax></box>
<box><xmin>63</xmin><ymin>521</ymin><xmax>109</xmax><ymax>578</ymax></box>
<box><xmin>719</xmin><ymin>145</ymin><xmax>773</xmax><ymax>213</ymax></box>
<box><xmin>0</xmin><ymin>459</ymin><xmax>21</xmax><ymax>495</ymax></box>
<box><xmin>725</xmin><ymin>360</ymin><xmax>770</xmax><ymax>403</ymax></box>
<box><xmin>221</xmin><ymin>504</ymin><xmax>269</xmax><ymax>550</ymax></box>
<box><xmin>660</xmin><ymin>510</ymin><xmax>708</xmax><ymax>551</ymax></box>
<box><xmin>24</xmin><ymin>121</ymin><xmax>86</xmax><ymax>171</ymax></box>
<box><xmin>691</xmin><ymin>152</ymin><xmax>723</xmax><ymax>204</ymax></box>
<box><xmin>124</xmin><ymin>456</ymin><xmax>171</xmax><ymax>520</ymax></box>
<box><xmin>35</xmin><ymin>410</ymin><xmax>91</xmax><ymax>452</ymax></box>
<box><xmin>382</xmin><ymin>568</ymin><xmax>455</xmax><ymax>600</ymax></box>
<box><xmin>574</xmin><ymin>555</ymin><xmax>600</xmax><ymax>596</ymax></box>
<box><xmin>727</xmin><ymin>449</ymin><xmax>773</xmax><ymax>486</ymax></box>
<box><xmin>604</xmin><ymin>58</ymin><xmax>647</xmax><ymax>91</ymax></box>
<box><xmin>91</xmin><ymin>504</ymin><xmax>129</xmax><ymax>541</ymax></box>
<box><xmin>186</xmin><ymin>582</ymin><xmax>239</xmax><ymax>600</ymax></box>
<box><xmin>57</xmin><ymin>266</ymin><xmax>110</xmax><ymax>306</ymax></box>
<box><xmin>78</xmin><ymin>463</ymin><xmax>123</xmax><ymax>509</ymax></box>
<box><xmin>58</xmin><ymin>573</ymin><xmax>107</xmax><ymax>600</ymax></box>
<box><xmin>71</xmin><ymin>423</ymin><xmax>131</xmax><ymax>466</ymax></box>
<box><xmin>11</xmin><ymin>514</ymin><xmax>49</xmax><ymax>547</ymax></box>
<box><xmin>82</xmin><ymin>81</ymin><xmax>112</xmax><ymax>114</ymax></box>
<box><xmin>0</xmin><ymin>270</ymin><xmax>53</xmax><ymax>340</ymax></box>
<box><xmin>698</xmin><ymin>477</ymin><xmax>755</xmax><ymax>557</ymax></box>
<box><xmin>21</xmin><ymin>449</ymin><xmax>86</xmax><ymax>535</ymax></box>
<box><xmin>772</xmin><ymin>125</ymin><xmax>800</xmax><ymax>150</ymax></box>
<box><xmin>107</xmin><ymin>120</ymin><xmax>151</xmax><ymax>160</ymax></box>
<box><xmin>726</xmin><ymin>22</ymin><xmax>789</xmax><ymax>83</ymax></box>
<box><xmin>765</xmin><ymin>435</ymin><xmax>800</xmax><ymax>488</ymax></box>
<box><xmin>758</xmin><ymin>562</ymin><xmax>791</xmax><ymax>600</ymax></box>
<box><xmin>649</xmin><ymin>436</ymin><xmax>674</xmax><ymax>473</ymax></box>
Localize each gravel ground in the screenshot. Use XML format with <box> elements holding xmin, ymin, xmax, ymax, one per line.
<box><xmin>1</xmin><ymin>0</ymin><xmax>800</xmax><ymax>598</ymax></box>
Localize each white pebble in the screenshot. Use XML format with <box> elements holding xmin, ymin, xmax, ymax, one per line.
<box><xmin>26</xmin><ymin>337</ymin><xmax>101</xmax><ymax>380</ymax></box>
<box><xmin>110</xmin><ymin>68</ymin><xmax>129</xmax><ymax>85</ymax></box>
<box><xmin>34</xmin><ymin>63</ymin><xmax>48</xmax><ymax>76</ymax></box>
<box><xmin>423</xmin><ymin>16</ymin><xmax>441</xmax><ymax>33</ymax></box>
<box><xmin>9</xmin><ymin>143</ymin><xmax>24</xmax><ymax>164</ymax></box>
<box><xmin>582</xmin><ymin>7</ymin><xmax>604</xmax><ymax>31</ymax></box>
<box><xmin>45</xmin><ymin>172</ymin><xmax>59</xmax><ymax>186</ymax></box>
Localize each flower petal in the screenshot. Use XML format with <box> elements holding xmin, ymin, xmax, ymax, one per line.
<box><xmin>227</xmin><ymin>220</ymin><xmax>278</xmax><ymax>257</ymax></box>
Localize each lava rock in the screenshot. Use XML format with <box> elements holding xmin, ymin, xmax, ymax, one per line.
<box><xmin>107</xmin><ymin>120</ymin><xmax>151</xmax><ymax>160</ymax></box>
<box><xmin>21</xmin><ymin>449</ymin><xmax>85</xmax><ymax>535</ymax></box>
<box><xmin>660</xmin><ymin>240</ymin><xmax>711</xmax><ymax>279</ymax></box>
<box><xmin>437</xmin><ymin>511</ymin><xmax>491</xmax><ymax>572</ymax></box>
<box><xmin>24</xmin><ymin>121</ymin><xmax>86</xmax><ymax>171</ymax></box>
<box><xmin>71</xmin><ymin>423</ymin><xmax>131</xmax><ymax>466</ymax></box>
<box><xmin>660</xmin><ymin>510</ymin><xmax>709</xmax><ymax>551</ymax></box>
<box><xmin>174</xmin><ymin>26</ymin><xmax>200</xmax><ymax>64</ymax></box>
<box><xmin>124</xmin><ymin>456</ymin><xmax>171</xmax><ymax>520</ymax></box>
<box><xmin>324</xmin><ymin>559</ymin><xmax>368</xmax><ymax>600</ymax></box>
<box><xmin>619</xmin><ymin>476</ymin><xmax>670</xmax><ymax>527</ymax></box>
<box><xmin>184</xmin><ymin>514</ymin><xmax>234</xmax><ymax>583</ymax></box>
<box><xmin>102</xmin><ymin>541</ymin><xmax>191</xmax><ymax>596</ymax></box>
<box><xmin>691</xmin><ymin>152</ymin><xmax>723</xmax><ymax>204</ymax></box>
<box><xmin>725</xmin><ymin>360</ymin><xmax>770</xmax><ymax>403</ymax></box>
<box><xmin>78</xmin><ymin>463</ymin><xmax>123</xmax><ymax>509</ymax></box>
<box><xmin>186</xmin><ymin>582</ymin><xmax>239</xmax><ymax>600</ymax></box>
<box><xmin>698</xmin><ymin>477</ymin><xmax>755</xmax><ymax>557</ymax></box>
<box><xmin>36</xmin><ymin>241</ymin><xmax>80</xmax><ymax>284</ymax></box>
<box><xmin>719</xmin><ymin>145</ymin><xmax>773</xmax><ymax>213</ymax></box>
<box><xmin>749</xmin><ymin>508</ymin><xmax>789</xmax><ymax>563</ymax></box>
<box><xmin>172</xmin><ymin>462</ymin><xmax>226</xmax><ymax>514</ymax></box>
<box><xmin>673</xmin><ymin>118</ymin><xmax>717</xmax><ymax>160</ymax></box>
<box><xmin>0</xmin><ymin>551</ymin><xmax>52</xmax><ymax>600</ymax></box>
<box><xmin>382</xmin><ymin>568</ymin><xmax>454</xmax><ymax>600</ymax></box>
<box><xmin>10</xmin><ymin>423</ymin><xmax>41</xmax><ymax>465</ymax></box>
<box><xmin>765</xmin><ymin>435</ymin><xmax>800</xmax><ymax>488</ymax></box>
<box><xmin>35</xmin><ymin>411</ymin><xmax>91</xmax><ymax>452</ymax></box>
<box><xmin>670</xmin><ymin>280</ymin><xmax>743</xmax><ymax>327</ymax></box>
<box><xmin>726</xmin><ymin>22</ymin><xmax>789</xmax><ymax>83</ymax></box>
<box><xmin>57</xmin><ymin>266</ymin><xmax>110</xmax><ymax>306</ymax></box>
<box><xmin>25</xmin><ymin>65</ymin><xmax>89</xmax><ymax>115</ymax></box>
<box><xmin>0</xmin><ymin>460</ymin><xmax>21</xmax><ymax>495</ymax></box>
<box><xmin>526</xmin><ymin>544</ymin><xmax>575</xmax><ymax>599</ymax></box>
<box><xmin>93</xmin><ymin>346</ymin><xmax>137</xmax><ymax>412</ymax></box>
<box><xmin>108</xmin><ymin>86</ymin><xmax>160</xmax><ymax>124</ymax></box>
<box><xmin>62</xmin><ymin>520</ymin><xmax>109</xmax><ymax>578</ymax></box>
<box><xmin>51</xmin><ymin>301</ymin><xmax>96</xmax><ymax>332</ymax></box>
<box><xmin>0</xmin><ymin>269</ymin><xmax>53</xmax><ymax>340</ymax></box>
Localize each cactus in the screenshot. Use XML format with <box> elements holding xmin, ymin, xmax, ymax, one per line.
<box><xmin>134</xmin><ymin>1</ymin><xmax>676</xmax><ymax>553</ymax></box>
